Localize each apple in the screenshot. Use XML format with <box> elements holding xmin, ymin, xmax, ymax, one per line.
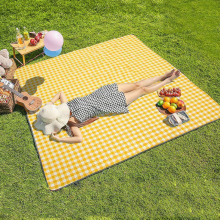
<box><xmin>35</xmin><ymin>36</ymin><xmax>40</xmax><ymax>42</ymax></box>
<box><xmin>37</xmin><ymin>32</ymin><xmax>43</xmax><ymax>39</ymax></box>
<box><xmin>30</xmin><ymin>39</ymin><xmax>37</xmax><ymax>45</ymax></box>
<box><xmin>177</xmin><ymin>100</ymin><xmax>185</xmax><ymax>108</ymax></box>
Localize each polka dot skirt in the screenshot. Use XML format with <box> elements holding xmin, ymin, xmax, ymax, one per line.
<box><xmin>66</xmin><ymin>83</ymin><xmax>129</xmax><ymax>123</ymax></box>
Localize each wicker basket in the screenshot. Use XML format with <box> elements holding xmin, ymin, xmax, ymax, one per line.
<box><xmin>0</xmin><ymin>79</ymin><xmax>21</xmax><ymax>114</ymax></box>
<box><xmin>2</xmin><ymin>58</ymin><xmax>17</xmax><ymax>79</ymax></box>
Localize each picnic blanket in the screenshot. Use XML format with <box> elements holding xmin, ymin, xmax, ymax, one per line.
<box><xmin>14</xmin><ymin>35</ymin><xmax>220</xmax><ymax>190</ymax></box>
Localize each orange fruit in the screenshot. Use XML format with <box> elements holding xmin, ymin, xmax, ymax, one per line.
<box><xmin>164</xmin><ymin>97</ymin><xmax>170</xmax><ymax>103</ymax></box>
<box><xmin>177</xmin><ymin>100</ymin><xmax>185</xmax><ymax>108</ymax></box>
<box><xmin>162</xmin><ymin>102</ymin><xmax>170</xmax><ymax>109</ymax></box>
<box><xmin>170</xmin><ymin>97</ymin><xmax>178</xmax><ymax>104</ymax></box>
<box><xmin>168</xmin><ymin>106</ymin><xmax>176</xmax><ymax>113</ymax></box>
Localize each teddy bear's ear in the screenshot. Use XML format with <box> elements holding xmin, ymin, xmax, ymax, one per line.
<box><xmin>0</xmin><ymin>49</ymin><xmax>9</xmax><ymax>59</ymax></box>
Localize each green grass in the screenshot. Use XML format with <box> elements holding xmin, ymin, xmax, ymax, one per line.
<box><xmin>0</xmin><ymin>0</ymin><xmax>220</xmax><ymax>219</ymax></box>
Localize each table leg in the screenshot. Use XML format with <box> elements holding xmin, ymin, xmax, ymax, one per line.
<box><xmin>13</xmin><ymin>48</ymin><xmax>16</xmax><ymax>59</ymax></box>
<box><xmin>12</xmin><ymin>48</ymin><xmax>23</xmax><ymax>65</ymax></box>
<box><xmin>22</xmin><ymin>55</ymin><xmax>25</xmax><ymax>65</ymax></box>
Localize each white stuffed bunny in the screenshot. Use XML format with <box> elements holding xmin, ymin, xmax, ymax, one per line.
<box><xmin>0</xmin><ymin>49</ymin><xmax>13</xmax><ymax>77</ymax></box>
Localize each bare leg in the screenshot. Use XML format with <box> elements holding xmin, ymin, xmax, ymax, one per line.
<box><xmin>118</xmin><ymin>69</ymin><xmax>175</xmax><ymax>93</ymax></box>
<box><xmin>117</xmin><ymin>83</ymin><xmax>140</xmax><ymax>93</ymax></box>
<box><xmin>135</xmin><ymin>69</ymin><xmax>175</xmax><ymax>87</ymax></box>
<box><xmin>124</xmin><ymin>70</ymin><xmax>180</xmax><ymax>105</ymax></box>
<box><xmin>124</xmin><ymin>88</ymin><xmax>147</xmax><ymax>106</ymax></box>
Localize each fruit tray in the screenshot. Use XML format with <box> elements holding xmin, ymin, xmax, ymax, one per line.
<box><xmin>156</xmin><ymin>104</ymin><xmax>186</xmax><ymax>115</ymax></box>
<box><xmin>165</xmin><ymin>110</ymin><xmax>190</xmax><ymax>127</ymax></box>
<box><xmin>157</xmin><ymin>87</ymin><xmax>181</xmax><ymax>97</ymax></box>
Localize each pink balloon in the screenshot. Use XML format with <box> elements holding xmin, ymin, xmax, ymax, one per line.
<box><xmin>44</xmin><ymin>30</ymin><xmax>64</xmax><ymax>51</ymax></box>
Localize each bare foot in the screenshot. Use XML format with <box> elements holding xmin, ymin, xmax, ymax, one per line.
<box><xmin>161</xmin><ymin>69</ymin><xmax>175</xmax><ymax>81</ymax></box>
<box><xmin>167</xmin><ymin>69</ymin><xmax>181</xmax><ymax>82</ymax></box>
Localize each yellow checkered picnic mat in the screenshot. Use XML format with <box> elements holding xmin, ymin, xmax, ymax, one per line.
<box><xmin>14</xmin><ymin>35</ymin><xmax>220</xmax><ymax>190</ymax></box>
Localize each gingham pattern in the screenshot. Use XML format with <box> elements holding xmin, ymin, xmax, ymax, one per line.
<box><xmin>14</xmin><ymin>35</ymin><xmax>220</xmax><ymax>190</ymax></box>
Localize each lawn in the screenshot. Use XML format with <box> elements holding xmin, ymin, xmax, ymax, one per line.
<box><xmin>0</xmin><ymin>0</ymin><xmax>220</xmax><ymax>219</ymax></box>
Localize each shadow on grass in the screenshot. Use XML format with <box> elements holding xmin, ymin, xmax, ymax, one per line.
<box><xmin>13</xmin><ymin>104</ymin><xmax>27</xmax><ymax>116</ymax></box>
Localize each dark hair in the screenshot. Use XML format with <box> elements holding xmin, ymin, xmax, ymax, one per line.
<box><xmin>67</xmin><ymin>121</ymin><xmax>77</xmax><ymax>127</ymax></box>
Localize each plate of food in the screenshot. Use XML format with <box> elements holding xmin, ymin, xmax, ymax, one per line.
<box><xmin>157</xmin><ymin>87</ymin><xmax>181</xmax><ymax>98</ymax></box>
<box><xmin>156</xmin><ymin>97</ymin><xmax>186</xmax><ymax>116</ymax></box>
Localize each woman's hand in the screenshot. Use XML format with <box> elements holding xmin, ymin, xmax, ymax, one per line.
<box><xmin>51</xmin><ymin>132</ymin><xmax>60</xmax><ymax>142</ymax></box>
<box><xmin>50</xmin><ymin>125</ymin><xmax>83</xmax><ymax>144</ymax></box>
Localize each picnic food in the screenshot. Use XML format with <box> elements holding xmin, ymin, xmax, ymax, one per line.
<box><xmin>37</xmin><ymin>32</ymin><xmax>43</xmax><ymax>39</ymax></box>
<box><xmin>164</xmin><ymin>97</ymin><xmax>170</xmax><ymax>102</ymax></box>
<box><xmin>157</xmin><ymin>100</ymin><xmax>164</xmax><ymax>107</ymax></box>
<box><xmin>167</xmin><ymin>111</ymin><xmax>190</xmax><ymax>126</ymax></box>
<box><xmin>177</xmin><ymin>112</ymin><xmax>188</xmax><ymax>120</ymax></box>
<box><xmin>156</xmin><ymin>95</ymin><xmax>186</xmax><ymax>115</ymax></box>
<box><xmin>177</xmin><ymin>100</ymin><xmax>185</xmax><ymax>108</ymax></box>
<box><xmin>170</xmin><ymin>97</ymin><xmax>178</xmax><ymax>104</ymax></box>
<box><xmin>171</xmin><ymin>103</ymin><xmax>177</xmax><ymax>109</ymax></box>
<box><xmin>162</xmin><ymin>102</ymin><xmax>170</xmax><ymax>109</ymax></box>
<box><xmin>28</xmin><ymin>31</ymin><xmax>45</xmax><ymax>46</ymax></box>
<box><xmin>35</xmin><ymin>36</ymin><xmax>40</xmax><ymax>42</ymax></box>
<box><xmin>168</xmin><ymin>106</ymin><xmax>176</xmax><ymax>113</ymax></box>
<box><xmin>29</xmin><ymin>32</ymin><xmax>37</xmax><ymax>38</ymax></box>
<box><xmin>0</xmin><ymin>87</ymin><xmax>10</xmax><ymax>96</ymax></box>
<box><xmin>29</xmin><ymin>31</ymin><xmax>45</xmax><ymax>38</ymax></box>
<box><xmin>158</xmin><ymin>87</ymin><xmax>181</xmax><ymax>97</ymax></box>
<box><xmin>30</xmin><ymin>38</ymin><xmax>37</xmax><ymax>46</ymax></box>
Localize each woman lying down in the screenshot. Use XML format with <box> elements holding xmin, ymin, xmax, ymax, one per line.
<box><xmin>34</xmin><ymin>69</ymin><xmax>180</xmax><ymax>143</ymax></box>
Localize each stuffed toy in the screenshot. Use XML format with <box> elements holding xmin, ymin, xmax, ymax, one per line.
<box><xmin>0</xmin><ymin>49</ymin><xmax>13</xmax><ymax>77</ymax></box>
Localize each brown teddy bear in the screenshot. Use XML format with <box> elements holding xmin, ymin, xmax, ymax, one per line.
<box><xmin>0</xmin><ymin>49</ymin><xmax>13</xmax><ymax>77</ymax></box>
